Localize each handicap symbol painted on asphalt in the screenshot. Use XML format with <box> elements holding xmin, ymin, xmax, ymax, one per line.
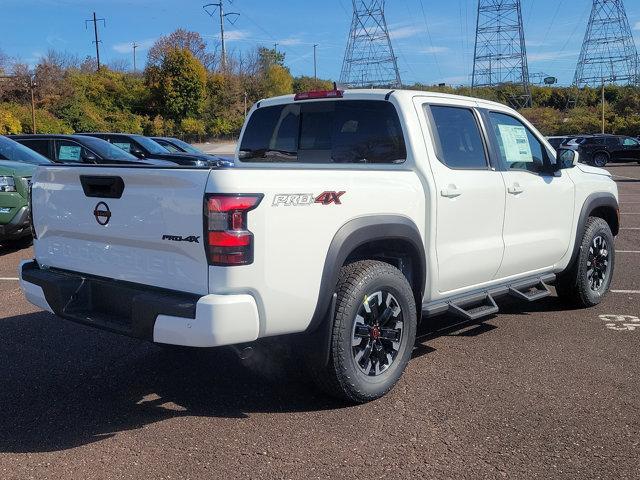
<box><xmin>599</xmin><ymin>314</ymin><xmax>640</xmax><ymax>331</ymax></box>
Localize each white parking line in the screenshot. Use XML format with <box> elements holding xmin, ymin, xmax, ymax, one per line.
<box><xmin>621</xmin><ymin>227</ymin><xmax>640</xmax><ymax>230</ymax></box>
<box><xmin>617</xmin><ymin>250</ymin><xmax>640</xmax><ymax>253</ymax></box>
<box><xmin>613</xmin><ymin>174</ymin><xmax>640</xmax><ymax>180</ymax></box>
<box><xmin>0</xmin><ymin>277</ymin><xmax>19</xmax><ymax>281</ymax></box>
<box><xmin>620</xmin><ymin>213</ymin><xmax>640</xmax><ymax>215</ymax></box>
<box><xmin>611</xmin><ymin>290</ymin><xmax>640</xmax><ymax>294</ymax></box>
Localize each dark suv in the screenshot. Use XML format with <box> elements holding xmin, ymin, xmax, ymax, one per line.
<box><xmin>77</xmin><ymin>133</ymin><xmax>226</xmax><ymax>167</ymax></box>
<box><xmin>9</xmin><ymin>134</ymin><xmax>170</xmax><ymax>165</ymax></box>
<box><xmin>573</xmin><ymin>134</ymin><xmax>640</xmax><ymax>167</ymax></box>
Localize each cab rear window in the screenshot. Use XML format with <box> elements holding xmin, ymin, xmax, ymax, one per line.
<box><xmin>239</xmin><ymin>100</ymin><xmax>406</xmax><ymax>164</ymax></box>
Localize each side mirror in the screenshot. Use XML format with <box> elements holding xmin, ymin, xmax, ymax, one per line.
<box><xmin>556</xmin><ymin>148</ymin><xmax>578</xmax><ymax>170</ymax></box>
<box><xmin>82</xmin><ymin>151</ymin><xmax>98</xmax><ymax>163</ymax></box>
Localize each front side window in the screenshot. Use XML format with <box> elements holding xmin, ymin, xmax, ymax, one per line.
<box><xmin>239</xmin><ymin>100</ymin><xmax>406</xmax><ymax>164</ymax></box>
<box><xmin>19</xmin><ymin>139</ymin><xmax>50</xmax><ymax>158</ymax></box>
<box><xmin>487</xmin><ymin>112</ymin><xmax>550</xmax><ymax>174</ymax></box>
<box><xmin>428</xmin><ymin>105</ymin><xmax>488</xmax><ymax>169</ymax></box>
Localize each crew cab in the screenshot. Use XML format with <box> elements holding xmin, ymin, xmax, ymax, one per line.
<box><xmin>19</xmin><ymin>90</ymin><xmax>619</xmax><ymax>403</ymax></box>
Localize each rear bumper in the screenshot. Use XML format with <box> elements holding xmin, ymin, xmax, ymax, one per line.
<box><xmin>0</xmin><ymin>206</ymin><xmax>31</xmax><ymax>241</ymax></box>
<box><xmin>19</xmin><ymin>261</ymin><xmax>260</xmax><ymax>347</ymax></box>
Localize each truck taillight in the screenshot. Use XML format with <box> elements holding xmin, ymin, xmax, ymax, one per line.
<box><xmin>205</xmin><ymin>194</ymin><xmax>263</xmax><ymax>266</ymax></box>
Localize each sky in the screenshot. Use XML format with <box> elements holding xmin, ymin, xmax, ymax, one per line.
<box><xmin>1</xmin><ymin>0</ymin><xmax>639</xmax><ymax>86</ymax></box>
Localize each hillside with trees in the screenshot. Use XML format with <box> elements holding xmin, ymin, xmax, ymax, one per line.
<box><xmin>1</xmin><ymin>29</ymin><xmax>639</xmax><ymax>139</ymax></box>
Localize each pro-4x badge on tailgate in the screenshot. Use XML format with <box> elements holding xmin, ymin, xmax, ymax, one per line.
<box><xmin>272</xmin><ymin>191</ymin><xmax>345</xmax><ymax>207</ymax></box>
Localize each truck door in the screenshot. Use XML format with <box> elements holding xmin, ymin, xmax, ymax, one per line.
<box><xmin>482</xmin><ymin>110</ymin><xmax>575</xmax><ymax>279</ymax></box>
<box><xmin>420</xmin><ymin>101</ymin><xmax>506</xmax><ymax>294</ymax></box>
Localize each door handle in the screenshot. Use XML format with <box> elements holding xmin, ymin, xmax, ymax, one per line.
<box><xmin>441</xmin><ymin>185</ymin><xmax>462</xmax><ymax>198</ymax></box>
<box><xmin>507</xmin><ymin>183</ymin><xmax>524</xmax><ymax>195</ymax></box>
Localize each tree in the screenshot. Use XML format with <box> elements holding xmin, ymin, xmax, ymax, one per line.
<box><xmin>262</xmin><ymin>64</ymin><xmax>293</xmax><ymax>98</ymax></box>
<box><xmin>147</xmin><ymin>29</ymin><xmax>217</xmax><ymax>70</ymax></box>
<box><xmin>0</xmin><ymin>110</ymin><xmax>22</xmax><ymax>134</ymax></box>
<box><xmin>146</xmin><ymin>48</ymin><xmax>207</xmax><ymax>122</ymax></box>
<box><xmin>293</xmin><ymin>76</ymin><xmax>334</xmax><ymax>93</ymax></box>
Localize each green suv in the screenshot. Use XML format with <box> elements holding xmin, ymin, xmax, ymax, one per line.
<box><xmin>0</xmin><ymin>136</ymin><xmax>52</xmax><ymax>245</ymax></box>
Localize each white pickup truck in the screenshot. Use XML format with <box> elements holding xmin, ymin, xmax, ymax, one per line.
<box><xmin>20</xmin><ymin>89</ymin><xmax>619</xmax><ymax>402</ymax></box>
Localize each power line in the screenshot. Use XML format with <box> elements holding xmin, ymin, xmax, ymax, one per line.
<box><xmin>84</xmin><ymin>12</ymin><xmax>105</xmax><ymax>71</ymax></box>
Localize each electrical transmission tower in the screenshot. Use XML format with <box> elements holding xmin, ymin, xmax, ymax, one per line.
<box><xmin>340</xmin><ymin>0</ymin><xmax>401</xmax><ymax>88</ymax></box>
<box><xmin>472</xmin><ymin>0</ymin><xmax>531</xmax><ymax>108</ymax></box>
<box><xmin>573</xmin><ymin>0</ymin><xmax>638</xmax><ymax>87</ymax></box>
<box><xmin>203</xmin><ymin>1</ymin><xmax>239</xmax><ymax>71</ymax></box>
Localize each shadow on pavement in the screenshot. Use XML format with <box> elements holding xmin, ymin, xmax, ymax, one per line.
<box><xmin>0</xmin><ymin>311</ymin><xmax>344</xmax><ymax>453</ymax></box>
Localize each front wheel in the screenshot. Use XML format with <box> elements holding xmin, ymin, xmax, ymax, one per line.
<box><xmin>592</xmin><ymin>152</ymin><xmax>609</xmax><ymax>167</ymax></box>
<box><xmin>556</xmin><ymin>217</ymin><xmax>615</xmax><ymax>307</ymax></box>
<box><xmin>309</xmin><ymin>260</ymin><xmax>417</xmax><ymax>403</ymax></box>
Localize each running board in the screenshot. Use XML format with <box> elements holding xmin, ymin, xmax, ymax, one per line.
<box><xmin>422</xmin><ymin>273</ymin><xmax>556</xmax><ymax>320</ymax></box>
<box><xmin>508</xmin><ymin>280</ymin><xmax>551</xmax><ymax>302</ymax></box>
<box><xmin>448</xmin><ymin>294</ymin><xmax>498</xmax><ymax>321</ymax></box>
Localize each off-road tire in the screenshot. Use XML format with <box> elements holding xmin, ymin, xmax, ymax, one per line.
<box><xmin>556</xmin><ymin>217</ymin><xmax>615</xmax><ymax>307</ymax></box>
<box><xmin>308</xmin><ymin>260</ymin><xmax>417</xmax><ymax>403</ymax></box>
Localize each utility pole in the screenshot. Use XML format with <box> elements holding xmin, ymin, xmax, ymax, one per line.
<box><xmin>313</xmin><ymin>44</ymin><xmax>318</xmax><ymax>81</ymax></box>
<box><xmin>85</xmin><ymin>12</ymin><xmax>106</xmax><ymax>71</ymax></box>
<box><xmin>601</xmin><ymin>80</ymin><xmax>606</xmax><ymax>133</ymax></box>
<box><xmin>132</xmin><ymin>42</ymin><xmax>138</xmax><ymax>73</ymax></box>
<box><xmin>29</xmin><ymin>75</ymin><xmax>36</xmax><ymax>134</ymax></box>
<box><xmin>203</xmin><ymin>2</ymin><xmax>239</xmax><ymax>71</ymax></box>
<box><xmin>244</xmin><ymin>91</ymin><xmax>248</xmax><ymax>117</ymax></box>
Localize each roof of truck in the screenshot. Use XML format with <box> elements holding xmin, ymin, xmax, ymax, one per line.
<box><xmin>258</xmin><ymin>88</ymin><xmax>510</xmax><ymax>111</ymax></box>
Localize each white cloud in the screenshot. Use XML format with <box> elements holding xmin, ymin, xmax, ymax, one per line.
<box><xmin>277</xmin><ymin>37</ymin><xmax>303</xmax><ymax>46</ymax></box>
<box><xmin>420</xmin><ymin>46</ymin><xmax>449</xmax><ymax>54</ymax></box>
<box><xmin>112</xmin><ymin>38</ymin><xmax>155</xmax><ymax>54</ymax></box>
<box><xmin>634</xmin><ymin>21</ymin><xmax>640</xmax><ymax>30</ymax></box>
<box><xmin>528</xmin><ymin>51</ymin><xmax>577</xmax><ymax>62</ymax></box>
<box><xmin>388</xmin><ymin>25</ymin><xmax>424</xmax><ymax>40</ymax></box>
<box><xmin>223</xmin><ymin>30</ymin><xmax>250</xmax><ymax>42</ymax></box>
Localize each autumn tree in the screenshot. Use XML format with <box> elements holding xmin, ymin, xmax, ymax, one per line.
<box><xmin>146</xmin><ymin>48</ymin><xmax>207</xmax><ymax>122</ymax></box>
<box><xmin>147</xmin><ymin>29</ymin><xmax>217</xmax><ymax>70</ymax></box>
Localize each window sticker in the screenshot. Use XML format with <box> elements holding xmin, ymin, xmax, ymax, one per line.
<box><xmin>498</xmin><ymin>124</ymin><xmax>533</xmax><ymax>163</ymax></box>
<box><xmin>58</xmin><ymin>145</ymin><xmax>81</xmax><ymax>161</ymax></box>
<box><xmin>113</xmin><ymin>142</ymin><xmax>131</xmax><ymax>153</ymax></box>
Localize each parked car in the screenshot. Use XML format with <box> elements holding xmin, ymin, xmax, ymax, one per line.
<box><xmin>0</xmin><ymin>136</ymin><xmax>52</xmax><ymax>245</ymax></box>
<box><xmin>20</xmin><ymin>89</ymin><xmax>618</xmax><ymax>403</ymax></box>
<box><xmin>152</xmin><ymin>136</ymin><xmax>234</xmax><ymax>166</ymax></box>
<box><xmin>77</xmin><ymin>133</ymin><xmax>226</xmax><ymax>167</ymax></box>
<box><xmin>546</xmin><ymin>136</ymin><xmax>571</xmax><ymax>151</ymax></box>
<box><xmin>9</xmin><ymin>134</ymin><xmax>173</xmax><ymax>166</ymax></box>
<box><xmin>572</xmin><ymin>134</ymin><xmax>640</xmax><ymax>167</ymax></box>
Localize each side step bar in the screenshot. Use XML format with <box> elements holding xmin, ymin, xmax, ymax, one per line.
<box><xmin>508</xmin><ymin>280</ymin><xmax>551</xmax><ymax>302</ymax></box>
<box><xmin>448</xmin><ymin>294</ymin><xmax>498</xmax><ymax>321</ymax></box>
<box><xmin>423</xmin><ymin>273</ymin><xmax>555</xmax><ymax>321</ymax></box>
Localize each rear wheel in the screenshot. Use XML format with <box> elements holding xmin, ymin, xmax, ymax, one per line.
<box><xmin>556</xmin><ymin>217</ymin><xmax>614</xmax><ymax>307</ymax></box>
<box><xmin>309</xmin><ymin>260</ymin><xmax>417</xmax><ymax>403</ymax></box>
<box><xmin>592</xmin><ymin>152</ymin><xmax>608</xmax><ymax>167</ymax></box>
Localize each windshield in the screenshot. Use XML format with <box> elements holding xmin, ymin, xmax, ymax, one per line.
<box><xmin>79</xmin><ymin>136</ymin><xmax>139</xmax><ymax>161</ymax></box>
<box><xmin>0</xmin><ymin>136</ymin><xmax>51</xmax><ymax>165</ymax></box>
<box><xmin>169</xmin><ymin>138</ymin><xmax>202</xmax><ymax>154</ymax></box>
<box><xmin>134</xmin><ymin>136</ymin><xmax>170</xmax><ymax>155</ymax></box>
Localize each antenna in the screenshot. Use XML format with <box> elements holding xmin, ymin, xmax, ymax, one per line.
<box><xmin>472</xmin><ymin>0</ymin><xmax>531</xmax><ymax>108</ymax></box>
<box><xmin>340</xmin><ymin>0</ymin><xmax>401</xmax><ymax>89</ymax></box>
<box><xmin>85</xmin><ymin>12</ymin><xmax>106</xmax><ymax>72</ymax></box>
<box><xmin>203</xmin><ymin>2</ymin><xmax>240</xmax><ymax>71</ymax></box>
<box><xmin>573</xmin><ymin>0</ymin><xmax>639</xmax><ymax>88</ymax></box>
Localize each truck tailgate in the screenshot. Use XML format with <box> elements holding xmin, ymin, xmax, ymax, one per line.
<box><xmin>31</xmin><ymin>166</ymin><xmax>212</xmax><ymax>295</ymax></box>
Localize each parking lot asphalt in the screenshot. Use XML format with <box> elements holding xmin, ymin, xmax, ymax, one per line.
<box><xmin>0</xmin><ymin>164</ymin><xmax>638</xmax><ymax>480</ymax></box>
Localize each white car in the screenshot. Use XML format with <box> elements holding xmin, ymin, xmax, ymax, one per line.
<box><xmin>20</xmin><ymin>89</ymin><xmax>619</xmax><ymax>402</ymax></box>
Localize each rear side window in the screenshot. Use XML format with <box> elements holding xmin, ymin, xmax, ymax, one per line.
<box><xmin>239</xmin><ymin>100</ymin><xmax>406</xmax><ymax>164</ymax></box>
<box><xmin>427</xmin><ymin>105</ymin><xmax>488</xmax><ymax>169</ymax></box>
<box><xmin>18</xmin><ymin>139</ymin><xmax>50</xmax><ymax>158</ymax></box>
